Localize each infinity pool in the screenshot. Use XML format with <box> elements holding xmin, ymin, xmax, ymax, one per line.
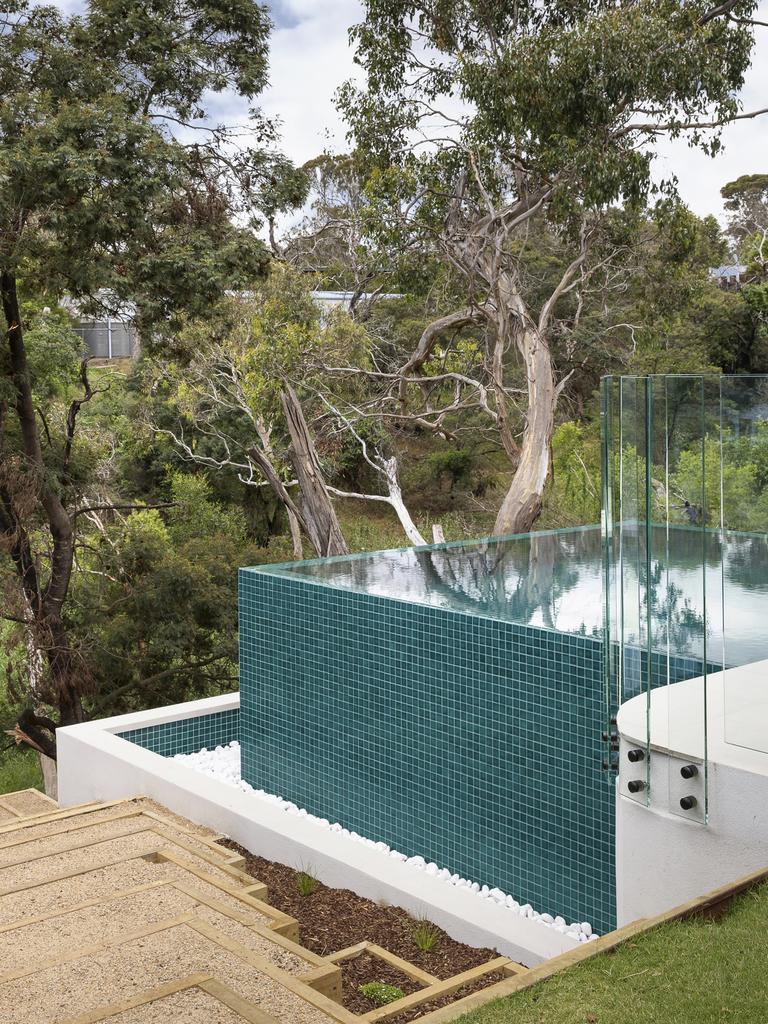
<box><xmin>237</xmin><ymin>524</ymin><xmax>768</xmax><ymax>936</ymax></box>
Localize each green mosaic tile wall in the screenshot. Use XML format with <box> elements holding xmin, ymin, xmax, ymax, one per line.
<box><xmin>239</xmin><ymin>568</ymin><xmax>616</xmax><ymax>933</ymax></box>
<box><xmin>118</xmin><ymin>707</ymin><xmax>239</xmax><ymax>757</ymax></box>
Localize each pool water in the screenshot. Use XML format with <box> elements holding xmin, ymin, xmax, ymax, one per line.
<box><xmin>261</xmin><ymin>525</ymin><xmax>768</xmax><ymax>668</ymax></box>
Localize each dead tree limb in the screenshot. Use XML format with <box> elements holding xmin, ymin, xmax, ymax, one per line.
<box><xmin>281</xmin><ymin>386</ymin><xmax>349</xmax><ymax>556</ymax></box>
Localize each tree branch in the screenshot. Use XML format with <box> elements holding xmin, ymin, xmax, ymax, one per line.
<box><xmin>71</xmin><ymin>501</ymin><xmax>177</xmax><ymax>521</ymax></box>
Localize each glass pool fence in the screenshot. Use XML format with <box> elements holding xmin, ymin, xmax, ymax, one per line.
<box><xmin>601</xmin><ymin>374</ymin><xmax>768</xmax><ymax>821</ymax></box>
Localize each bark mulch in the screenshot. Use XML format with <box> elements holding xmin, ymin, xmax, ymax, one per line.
<box><xmin>220</xmin><ymin>840</ymin><xmax>507</xmax><ymax>1018</ymax></box>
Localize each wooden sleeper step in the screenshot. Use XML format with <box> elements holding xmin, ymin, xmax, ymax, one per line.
<box><xmin>59</xmin><ymin>973</ymin><xmax>283</xmax><ymax>1024</ymax></box>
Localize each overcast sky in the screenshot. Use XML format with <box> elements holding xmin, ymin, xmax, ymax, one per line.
<box><xmin>53</xmin><ymin>0</ymin><xmax>768</xmax><ymax>221</ymax></box>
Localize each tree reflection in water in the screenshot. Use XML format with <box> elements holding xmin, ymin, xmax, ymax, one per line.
<box><xmin>278</xmin><ymin>525</ymin><xmax>768</xmax><ymax>666</ymax></box>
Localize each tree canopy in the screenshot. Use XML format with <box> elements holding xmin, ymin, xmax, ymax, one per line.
<box><xmin>337</xmin><ymin>0</ymin><xmax>763</xmax><ymax>534</ymax></box>
<box><xmin>0</xmin><ymin>0</ymin><xmax>304</xmax><ymax>756</ymax></box>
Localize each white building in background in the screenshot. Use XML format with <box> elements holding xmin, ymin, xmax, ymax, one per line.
<box><xmin>311</xmin><ymin>290</ymin><xmax>403</xmax><ymax>312</ymax></box>
<box><xmin>60</xmin><ymin>294</ymin><xmax>139</xmax><ymax>361</ymax></box>
<box><xmin>708</xmin><ymin>264</ymin><xmax>748</xmax><ymax>288</ymax></box>
<box><xmin>68</xmin><ymin>290</ymin><xmax>402</xmax><ymax>361</ymax></box>
<box><xmin>73</xmin><ymin>315</ymin><xmax>139</xmax><ymax>360</ymax></box>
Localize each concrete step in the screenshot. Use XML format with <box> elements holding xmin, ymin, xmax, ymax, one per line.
<box><xmin>0</xmin><ymin>917</ymin><xmax>354</xmax><ymax>1024</ymax></box>
<box><xmin>0</xmin><ymin>807</ymin><xmax>242</xmax><ymax>870</ymax></box>
<box><xmin>0</xmin><ymin>849</ymin><xmax>266</xmax><ymax>927</ymax></box>
<box><xmin>0</xmin><ymin>788</ymin><xmax>57</xmax><ymax>819</ymax></box>
<box><xmin>0</xmin><ymin>827</ymin><xmax>250</xmax><ymax>895</ymax></box>
<box><xmin>0</xmin><ymin>880</ymin><xmax>315</xmax><ymax>977</ymax></box>
<box><xmin>0</xmin><ymin>799</ymin><xmax>120</xmax><ymax>836</ymax></box>
<box><xmin>58</xmin><ymin>975</ymin><xmax>278</xmax><ymax>1024</ymax></box>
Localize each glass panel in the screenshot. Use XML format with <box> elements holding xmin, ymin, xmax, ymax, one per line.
<box><xmin>661</xmin><ymin>377</ymin><xmax>711</xmax><ymax>822</ymax></box>
<box><xmin>601</xmin><ymin>376</ymin><xmax>620</xmax><ymax>768</ymax></box>
<box><xmin>602</xmin><ymin>375</ymin><xmax>714</xmax><ymax>819</ymax></box>
<box><xmin>721</xmin><ymin>376</ymin><xmax>768</xmax><ymax>752</ymax></box>
<box><xmin>618</xmin><ymin>377</ymin><xmax>652</xmax><ymax>800</ymax></box>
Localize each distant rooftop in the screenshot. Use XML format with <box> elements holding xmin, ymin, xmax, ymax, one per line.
<box><xmin>709</xmin><ymin>264</ymin><xmax>748</xmax><ymax>280</ymax></box>
<box><xmin>311</xmin><ymin>290</ymin><xmax>404</xmax><ymax>304</ymax></box>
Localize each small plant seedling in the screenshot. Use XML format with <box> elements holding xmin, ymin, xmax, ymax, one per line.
<box><xmin>295</xmin><ymin>869</ymin><xmax>318</xmax><ymax>896</ymax></box>
<box><xmin>359</xmin><ymin>982</ymin><xmax>405</xmax><ymax>1007</ymax></box>
<box><xmin>411</xmin><ymin>917</ymin><xmax>442</xmax><ymax>952</ymax></box>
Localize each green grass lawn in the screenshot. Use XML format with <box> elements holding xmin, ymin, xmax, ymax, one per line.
<box><xmin>0</xmin><ymin>747</ymin><xmax>43</xmax><ymax>794</ymax></box>
<box><xmin>460</xmin><ymin>883</ymin><xmax>768</xmax><ymax>1024</ymax></box>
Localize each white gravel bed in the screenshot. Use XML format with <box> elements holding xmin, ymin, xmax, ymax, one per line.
<box><xmin>172</xmin><ymin>740</ymin><xmax>598</xmax><ymax>943</ymax></box>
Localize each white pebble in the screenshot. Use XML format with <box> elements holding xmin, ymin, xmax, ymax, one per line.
<box><xmin>171</xmin><ymin>740</ymin><xmax>600</xmax><ymax>943</ymax></box>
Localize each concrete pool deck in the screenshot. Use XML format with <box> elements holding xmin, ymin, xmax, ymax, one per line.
<box><xmin>616</xmin><ymin>659</ymin><xmax>768</xmax><ymax>925</ymax></box>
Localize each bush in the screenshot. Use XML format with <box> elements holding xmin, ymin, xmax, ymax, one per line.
<box><xmin>359</xmin><ymin>983</ymin><xmax>406</xmax><ymax>1006</ymax></box>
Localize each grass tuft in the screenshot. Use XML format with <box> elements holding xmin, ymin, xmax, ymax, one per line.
<box><xmin>295</xmin><ymin>869</ymin><xmax>318</xmax><ymax>897</ymax></box>
<box><xmin>411</xmin><ymin>916</ymin><xmax>442</xmax><ymax>952</ymax></box>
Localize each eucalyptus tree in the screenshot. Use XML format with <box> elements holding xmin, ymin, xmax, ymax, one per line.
<box><xmin>285</xmin><ymin>153</ymin><xmax>397</xmax><ymax>320</ymax></box>
<box><xmin>0</xmin><ymin>0</ymin><xmax>296</xmax><ymax>757</ymax></box>
<box><xmin>340</xmin><ymin>0</ymin><xmax>766</xmax><ymax>534</ymax></box>
<box><xmin>155</xmin><ymin>270</ymin><xmax>429</xmax><ymax>555</ymax></box>
<box><xmin>721</xmin><ymin>175</ymin><xmax>768</xmax><ymax>335</ymax></box>
<box><xmin>722</xmin><ymin>173</ymin><xmax>768</xmax><ymax>260</ymax></box>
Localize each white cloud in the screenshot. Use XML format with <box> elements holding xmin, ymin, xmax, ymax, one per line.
<box><xmin>259</xmin><ymin>0</ymin><xmax>363</xmax><ymax>163</ymax></box>
<box><xmin>39</xmin><ymin>0</ymin><xmax>768</xmax><ymax>221</ymax></box>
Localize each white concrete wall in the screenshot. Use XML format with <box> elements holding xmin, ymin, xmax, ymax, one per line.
<box><xmin>57</xmin><ymin>696</ymin><xmax>581</xmax><ymax>966</ymax></box>
<box><xmin>616</xmin><ymin>663</ymin><xmax>768</xmax><ymax>925</ymax></box>
<box><xmin>616</xmin><ymin>759</ymin><xmax>768</xmax><ymax>925</ymax></box>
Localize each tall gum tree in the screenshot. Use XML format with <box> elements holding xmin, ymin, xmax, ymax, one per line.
<box><xmin>339</xmin><ymin>0</ymin><xmax>766</xmax><ymax>534</ymax></box>
<box><xmin>0</xmin><ymin>0</ymin><xmax>297</xmax><ymax>758</ymax></box>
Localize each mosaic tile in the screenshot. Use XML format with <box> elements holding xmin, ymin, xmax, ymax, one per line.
<box><xmin>118</xmin><ymin>708</ymin><xmax>239</xmax><ymax>757</ymax></box>
<box><xmin>239</xmin><ymin>567</ymin><xmax>617</xmax><ymax>932</ymax></box>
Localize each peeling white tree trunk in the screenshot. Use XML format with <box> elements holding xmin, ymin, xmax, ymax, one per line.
<box><xmin>286</xmin><ymin>509</ymin><xmax>303</xmax><ymax>560</ymax></box>
<box><xmin>493</xmin><ymin>325</ymin><xmax>557</xmax><ymax>536</ymax></box>
<box><xmin>254</xmin><ymin>415</ymin><xmax>304</xmax><ymax>560</ymax></box>
<box><xmin>281</xmin><ymin>387</ymin><xmax>349</xmax><ymax>557</ymax></box>
<box><xmin>380</xmin><ymin>456</ymin><xmax>427</xmax><ymax>546</ymax></box>
<box><xmin>329</xmin><ymin>454</ymin><xmax>427</xmax><ymax>547</ymax></box>
<box><xmin>38</xmin><ymin>754</ymin><xmax>58</xmax><ymax>800</ymax></box>
<box><xmin>24</xmin><ymin>609</ymin><xmax>58</xmax><ymax>797</ymax></box>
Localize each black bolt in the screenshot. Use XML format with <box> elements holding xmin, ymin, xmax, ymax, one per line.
<box><xmin>627</xmin><ymin>779</ymin><xmax>646</xmax><ymax>794</ymax></box>
<box><xmin>680</xmin><ymin>764</ymin><xmax>698</xmax><ymax>780</ymax></box>
<box><xmin>627</xmin><ymin>748</ymin><xmax>645</xmax><ymax>763</ymax></box>
<box><xmin>680</xmin><ymin>795</ymin><xmax>698</xmax><ymax>811</ymax></box>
